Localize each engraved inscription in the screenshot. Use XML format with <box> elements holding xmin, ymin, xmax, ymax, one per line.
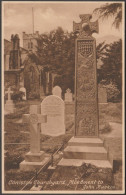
<box><xmin>43</xmin><ymin>105</ymin><xmax>62</xmax><ymax>116</ymax></box>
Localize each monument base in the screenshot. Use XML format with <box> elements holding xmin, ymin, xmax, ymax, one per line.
<box><xmin>25</xmin><ymin>151</ymin><xmax>45</xmax><ymax>162</ymax></box>
<box><xmin>5</xmin><ymin>101</ymin><xmax>15</xmax><ymax>114</ymax></box>
<box><xmin>20</xmin><ymin>157</ymin><xmax>50</xmax><ymax>171</ymax></box>
<box><xmin>20</xmin><ymin>151</ymin><xmax>50</xmax><ymax>171</ymax></box>
<box><xmin>58</xmin><ymin>137</ymin><xmax>112</xmax><ymax>169</ymax></box>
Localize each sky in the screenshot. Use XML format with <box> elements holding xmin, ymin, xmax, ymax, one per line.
<box><xmin>3</xmin><ymin>1</ymin><xmax>123</xmax><ymax>47</ymax></box>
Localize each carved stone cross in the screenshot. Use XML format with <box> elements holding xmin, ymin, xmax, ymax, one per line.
<box><xmin>5</xmin><ymin>87</ymin><xmax>13</xmax><ymax>101</ymax></box>
<box><xmin>74</xmin><ymin>14</ymin><xmax>99</xmax><ymax>137</ymax></box>
<box><xmin>73</xmin><ymin>14</ymin><xmax>99</xmax><ymax>36</ymax></box>
<box><xmin>23</xmin><ymin>105</ymin><xmax>47</xmax><ymax>153</ymax></box>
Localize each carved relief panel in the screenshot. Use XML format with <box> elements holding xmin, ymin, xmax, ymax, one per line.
<box><xmin>75</xmin><ymin>38</ymin><xmax>99</xmax><ymax>137</ymax></box>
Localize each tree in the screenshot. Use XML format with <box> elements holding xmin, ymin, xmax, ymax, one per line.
<box><xmin>29</xmin><ymin>27</ymin><xmax>76</xmax><ymax>93</ymax></box>
<box><xmin>93</xmin><ymin>3</ymin><xmax>122</xmax><ymax>29</ymax></box>
<box><xmin>98</xmin><ymin>39</ymin><xmax>122</xmax><ymax>100</ymax></box>
<box><xmin>96</xmin><ymin>41</ymin><xmax>109</xmax><ymax>62</ymax></box>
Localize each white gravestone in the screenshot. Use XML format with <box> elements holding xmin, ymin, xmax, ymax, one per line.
<box><xmin>19</xmin><ymin>87</ymin><xmax>26</xmax><ymax>100</ymax></box>
<box><xmin>41</xmin><ymin>95</ymin><xmax>65</xmax><ymax>136</ymax></box>
<box><xmin>5</xmin><ymin>87</ymin><xmax>15</xmax><ymax>114</ymax></box>
<box><xmin>65</xmin><ymin>88</ymin><xmax>73</xmax><ymax>102</ymax></box>
<box><xmin>52</xmin><ymin>86</ymin><xmax>62</xmax><ymax>98</ymax></box>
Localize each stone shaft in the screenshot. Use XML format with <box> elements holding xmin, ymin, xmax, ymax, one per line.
<box><xmin>23</xmin><ymin>105</ymin><xmax>46</xmax><ymax>153</ymax></box>
<box><xmin>74</xmin><ymin>15</ymin><xmax>99</xmax><ymax>137</ymax></box>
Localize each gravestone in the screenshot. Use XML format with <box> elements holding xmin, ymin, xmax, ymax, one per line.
<box><xmin>19</xmin><ymin>87</ymin><xmax>26</xmax><ymax>100</ymax></box>
<box><xmin>41</xmin><ymin>95</ymin><xmax>65</xmax><ymax>136</ymax></box>
<box><xmin>4</xmin><ymin>87</ymin><xmax>15</xmax><ymax>114</ymax></box>
<box><xmin>52</xmin><ymin>86</ymin><xmax>62</xmax><ymax>98</ymax></box>
<box><xmin>65</xmin><ymin>88</ymin><xmax>73</xmax><ymax>102</ymax></box>
<box><xmin>98</xmin><ymin>87</ymin><xmax>107</xmax><ymax>103</ymax></box>
<box><xmin>58</xmin><ymin>14</ymin><xmax>112</xmax><ymax>169</ymax></box>
<box><xmin>20</xmin><ymin>104</ymin><xmax>50</xmax><ymax>171</ymax></box>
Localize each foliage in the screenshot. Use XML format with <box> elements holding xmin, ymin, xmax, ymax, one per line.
<box><xmin>98</xmin><ymin>39</ymin><xmax>122</xmax><ymax>100</ymax></box>
<box><xmin>96</xmin><ymin>41</ymin><xmax>109</xmax><ymax>62</ymax></box>
<box><xmin>93</xmin><ymin>3</ymin><xmax>122</xmax><ymax>29</ymax></box>
<box><xmin>11</xmin><ymin>91</ymin><xmax>25</xmax><ymax>101</ymax></box>
<box><xmin>29</xmin><ymin>27</ymin><xmax>76</xmax><ymax>93</ymax></box>
<box><xmin>105</xmin><ymin>82</ymin><xmax>120</xmax><ymax>102</ymax></box>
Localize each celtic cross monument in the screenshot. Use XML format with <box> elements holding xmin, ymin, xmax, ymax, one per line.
<box><xmin>58</xmin><ymin>14</ymin><xmax>111</xmax><ymax>169</ymax></box>
<box><xmin>73</xmin><ymin>14</ymin><xmax>99</xmax><ymax>137</ymax></box>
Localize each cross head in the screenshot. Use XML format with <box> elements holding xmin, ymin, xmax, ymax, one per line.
<box><xmin>23</xmin><ymin>105</ymin><xmax>47</xmax><ymax>153</ymax></box>
<box><xmin>73</xmin><ymin>14</ymin><xmax>99</xmax><ymax>36</ymax></box>
<box><xmin>5</xmin><ymin>87</ymin><xmax>13</xmax><ymax>100</ymax></box>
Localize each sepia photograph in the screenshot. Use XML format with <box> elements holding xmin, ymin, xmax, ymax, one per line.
<box><xmin>2</xmin><ymin>1</ymin><xmax>125</xmax><ymax>194</ymax></box>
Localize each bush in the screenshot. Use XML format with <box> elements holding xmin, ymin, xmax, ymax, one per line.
<box><xmin>104</xmin><ymin>82</ymin><xmax>120</xmax><ymax>102</ymax></box>
<box><xmin>12</xmin><ymin>91</ymin><xmax>25</xmax><ymax>101</ymax></box>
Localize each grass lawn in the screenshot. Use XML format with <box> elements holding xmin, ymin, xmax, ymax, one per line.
<box><xmin>4</xmin><ymin>100</ymin><xmax>123</xmax><ymax>191</ymax></box>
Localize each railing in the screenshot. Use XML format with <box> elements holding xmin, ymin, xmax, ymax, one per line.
<box><xmin>20</xmin><ymin>143</ymin><xmax>64</xmax><ymax>191</ymax></box>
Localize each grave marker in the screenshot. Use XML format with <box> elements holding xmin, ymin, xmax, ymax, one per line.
<box><xmin>5</xmin><ymin>87</ymin><xmax>13</xmax><ymax>101</ymax></box>
<box><xmin>19</xmin><ymin>87</ymin><xmax>26</xmax><ymax>100</ymax></box>
<box><xmin>65</xmin><ymin>88</ymin><xmax>73</xmax><ymax>102</ymax></box>
<box><xmin>41</xmin><ymin>95</ymin><xmax>65</xmax><ymax>136</ymax></box>
<box><xmin>52</xmin><ymin>86</ymin><xmax>62</xmax><ymax>98</ymax></box>
<box><xmin>20</xmin><ymin>105</ymin><xmax>50</xmax><ymax>171</ymax></box>
<box><xmin>4</xmin><ymin>87</ymin><xmax>15</xmax><ymax>114</ymax></box>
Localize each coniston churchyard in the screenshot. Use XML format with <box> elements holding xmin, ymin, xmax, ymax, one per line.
<box><xmin>3</xmin><ymin>2</ymin><xmax>124</xmax><ymax>193</ymax></box>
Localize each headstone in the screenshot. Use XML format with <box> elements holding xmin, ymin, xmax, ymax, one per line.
<box><xmin>20</xmin><ymin>105</ymin><xmax>50</xmax><ymax>171</ymax></box>
<box><xmin>41</xmin><ymin>95</ymin><xmax>65</xmax><ymax>136</ymax></box>
<box><xmin>52</xmin><ymin>86</ymin><xmax>62</xmax><ymax>98</ymax></box>
<box><xmin>4</xmin><ymin>87</ymin><xmax>15</xmax><ymax>114</ymax></box>
<box><xmin>19</xmin><ymin>87</ymin><xmax>26</xmax><ymax>100</ymax></box>
<box><xmin>65</xmin><ymin>88</ymin><xmax>73</xmax><ymax>102</ymax></box>
<box><xmin>98</xmin><ymin>87</ymin><xmax>107</xmax><ymax>103</ymax></box>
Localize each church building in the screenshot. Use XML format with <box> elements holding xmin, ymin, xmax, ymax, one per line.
<box><xmin>4</xmin><ymin>33</ymin><xmax>56</xmax><ymax>99</ymax></box>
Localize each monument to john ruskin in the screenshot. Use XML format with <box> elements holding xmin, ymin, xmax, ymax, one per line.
<box><xmin>58</xmin><ymin>14</ymin><xmax>111</xmax><ymax>168</ymax></box>
<box><xmin>74</xmin><ymin>14</ymin><xmax>99</xmax><ymax>137</ymax></box>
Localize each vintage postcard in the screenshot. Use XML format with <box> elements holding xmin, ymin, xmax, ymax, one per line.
<box><xmin>2</xmin><ymin>1</ymin><xmax>125</xmax><ymax>194</ymax></box>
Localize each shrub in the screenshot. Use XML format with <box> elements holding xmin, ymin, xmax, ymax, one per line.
<box><xmin>102</xmin><ymin>82</ymin><xmax>120</xmax><ymax>102</ymax></box>
<box><xmin>12</xmin><ymin>91</ymin><xmax>25</xmax><ymax>101</ymax></box>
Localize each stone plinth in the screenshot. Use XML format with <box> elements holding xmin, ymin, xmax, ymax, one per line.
<box><xmin>20</xmin><ymin>157</ymin><xmax>50</xmax><ymax>171</ymax></box>
<box><xmin>5</xmin><ymin>100</ymin><xmax>15</xmax><ymax>114</ymax></box>
<box><xmin>58</xmin><ymin>137</ymin><xmax>112</xmax><ymax>168</ymax></box>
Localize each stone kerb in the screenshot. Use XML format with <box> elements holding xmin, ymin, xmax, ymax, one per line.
<box><xmin>41</xmin><ymin>95</ymin><xmax>65</xmax><ymax>136</ymax></box>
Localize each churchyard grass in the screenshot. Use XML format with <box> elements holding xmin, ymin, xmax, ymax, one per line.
<box><xmin>4</xmin><ymin>101</ymin><xmax>122</xmax><ymax>190</ymax></box>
